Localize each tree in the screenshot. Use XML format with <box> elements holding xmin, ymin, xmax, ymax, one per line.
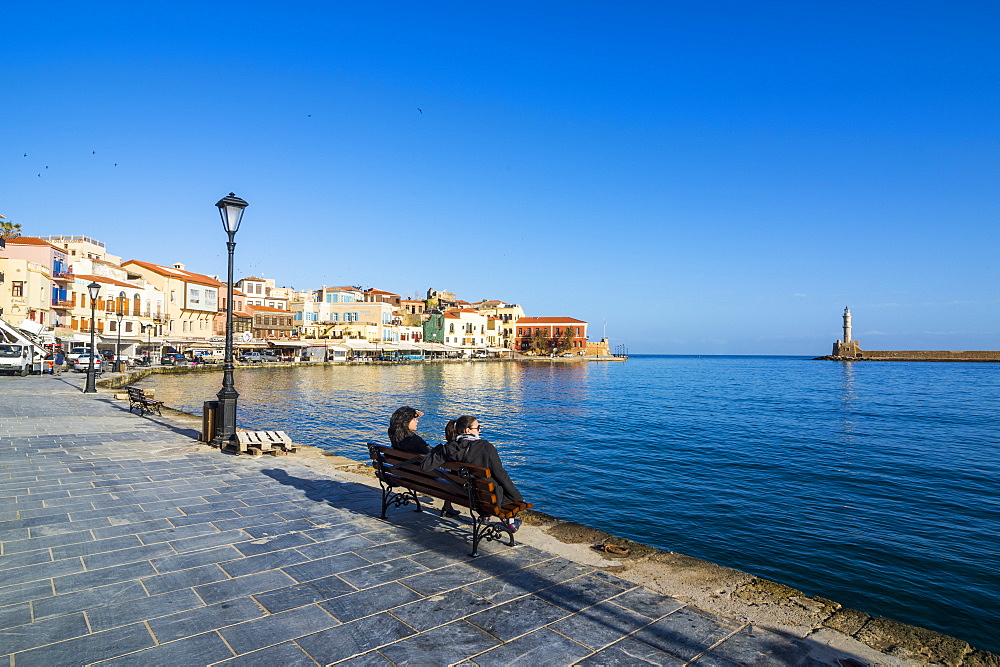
<box><xmin>529</xmin><ymin>328</ymin><xmax>550</xmax><ymax>355</ymax></box>
<box><xmin>556</xmin><ymin>327</ymin><xmax>576</xmax><ymax>354</ymax></box>
<box><xmin>0</xmin><ymin>217</ymin><xmax>21</xmax><ymax>239</ymax></box>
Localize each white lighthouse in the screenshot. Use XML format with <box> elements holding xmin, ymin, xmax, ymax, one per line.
<box><xmin>843</xmin><ymin>307</ymin><xmax>852</xmax><ymax>343</ymax></box>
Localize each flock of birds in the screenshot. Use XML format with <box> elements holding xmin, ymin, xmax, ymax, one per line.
<box><xmin>22</xmin><ymin>150</ymin><xmax>117</xmax><ymax>177</ymax></box>
<box><xmin>20</xmin><ymin>107</ymin><xmax>424</xmax><ymax>178</ymax></box>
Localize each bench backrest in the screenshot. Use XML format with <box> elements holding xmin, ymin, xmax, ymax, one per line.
<box><xmin>368</xmin><ymin>444</ymin><xmax>502</xmax><ymax>516</ymax></box>
<box><xmin>127</xmin><ymin>387</ymin><xmax>145</xmax><ymax>398</ymax></box>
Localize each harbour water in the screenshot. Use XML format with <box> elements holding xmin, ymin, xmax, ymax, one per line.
<box><xmin>136</xmin><ymin>355</ymin><xmax>1000</xmax><ymax>652</ymax></box>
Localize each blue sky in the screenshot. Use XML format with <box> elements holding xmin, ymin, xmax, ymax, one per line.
<box><xmin>3</xmin><ymin>2</ymin><xmax>997</xmax><ymax>354</ymax></box>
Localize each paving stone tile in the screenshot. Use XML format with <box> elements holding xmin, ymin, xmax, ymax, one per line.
<box><xmin>50</xmin><ymin>534</ymin><xmax>143</xmax><ymax>559</ymax></box>
<box><xmin>532</xmin><ymin>574</ymin><xmax>631</xmax><ymax>613</ymax></box>
<box><xmin>168</xmin><ymin>509</ymin><xmax>242</xmax><ymax>526</ymax></box>
<box><xmin>107</xmin><ymin>507</ymin><xmax>182</xmax><ymax>524</ymax></box>
<box><xmin>134</xmin><ymin>522</ymin><xmax>220</xmax><ymax>545</ymax></box>
<box><xmin>53</xmin><ymin>559</ymin><xmax>157</xmax><ymax>594</ymax></box>
<box><xmin>0</xmin><ymin>579</ymin><xmax>55</xmax><ymax>607</ymax></box>
<box><xmin>141</xmin><ymin>564</ymin><xmax>229</xmax><ymax>595</ymax></box>
<box><xmin>11</xmin><ymin>622</ymin><xmax>155</xmax><ymax>665</ymax></box>
<box><xmin>232</xmin><ymin>531</ymin><xmax>316</xmax><ymax>557</ymax></box>
<box><xmin>296</xmin><ymin>612</ymin><xmax>417</xmax><ymax>664</ymax></box>
<box><xmin>0</xmin><ymin>547</ymin><xmax>54</xmax><ymax>571</ymax></box>
<box><xmin>549</xmin><ymin>599</ymin><xmax>656</xmax><ymax>650</ymax></box>
<box><xmin>470</xmin><ymin>627</ymin><xmax>593</xmax><ymax>666</ymax></box>
<box><xmin>0</xmin><ymin>526</ymin><xmax>29</xmax><ymax>541</ymax></box>
<box><xmin>354</xmin><ymin>538</ymin><xmax>430</xmax><ymax>563</ymax></box>
<box><xmin>241</xmin><ymin>518</ymin><xmax>317</xmax><ymax>538</ymax></box>
<box><xmin>34</xmin><ymin>581</ymin><xmax>148</xmax><ymax>620</ymax></box>
<box><xmin>210</xmin><ymin>513</ymin><xmax>289</xmax><ymax>533</ymax></box>
<box><xmin>389</xmin><ymin>586</ymin><xmax>494</xmax><ymax>631</ymax></box>
<box><xmin>631</xmin><ymin>607</ymin><xmax>741</xmax><ymax>661</ymax></box>
<box><xmin>466</xmin><ymin>594</ymin><xmax>571</xmax><ymax>641</ymax></box>
<box><xmin>694</xmin><ymin>625</ymin><xmax>807</xmax><ymax>665</ymax></box>
<box><xmin>88</xmin><ymin>587</ymin><xmax>205</xmax><ymax>632</ymax></box>
<box><xmin>0</xmin><ymin>512</ymin><xmax>70</xmax><ymax>530</ymax></box>
<box><xmin>318</xmin><ymin>582</ymin><xmax>424</xmax><ymax>622</ymax></box>
<box><xmin>178</xmin><ymin>499</ymin><xmax>251</xmax><ymax>515</ymax></box>
<box><xmin>151</xmin><ymin>544</ymin><xmax>244</xmax><ymax>574</ymax></box>
<box><xmin>82</xmin><ymin>542</ymin><xmax>177</xmax><ymax>570</ymax></box>
<box><xmin>0</xmin><ymin>611</ymin><xmax>90</xmax><ymax>653</ymax></box>
<box><xmin>252</xmin><ymin>575</ymin><xmax>356</xmax><ymax>613</ymax></box>
<box><xmin>95</xmin><ymin>630</ymin><xmax>235</xmax><ymax>666</ymax></box>
<box><xmin>2</xmin><ymin>555</ymin><xmax>86</xmax><ymax>587</ymax></box>
<box><xmin>299</xmin><ymin>522</ymin><xmax>371</xmax><ymax>544</ymax></box>
<box><xmin>2</xmin><ymin>528</ymin><xmax>94</xmax><ymax>553</ymax></box>
<box><xmin>577</xmin><ymin>636</ymin><xmax>686</xmax><ymax>666</ymax></box>
<box><xmin>380</xmin><ymin>619</ymin><xmax>500</xmax><ymax>665</ymax></box>
<box><xmin>218</xmin><ymin>546</ymin><xmax>309</xmax><ymax>579</ymax></box>
<box><xmin>282</xmin><ymin>552</ymin><xmax>372</xmax><ymax>584</ymax></box>
<box><xmin>336</xmin><ymin>557</ymin><xmax>429</xmax><ymax>590</ymax></box>
<box><xmin>209</xmin><ymin>640</ymin><xmax>319</xmax><ymax>666</ymax></box>
<box><xmin>0</xmin><ymin>602</ymin><xmax>32</xmax><ymax>631</ymax></box>
<box><xmin>149</xmin><ymin>597</ymin><xmax>268</xmax><ymax>643</ymax></box>
<box><xmin>92</xmin><ymin>518</ymin><xmax>175</xmax><ymax>540</ymax></box>
<box><xmin>610</xmin><ymin>587</ymin><xmax>686</xmax><ymax>620</ymax></box>
<box><xmin>220</xmin><ymin>603</ymin><xmax>340</xmax><ymax>655</ymax></box>
<box><xmin>584</xmin><ymin>569</ymin><xmax>638</xmax><ymax>591</ymax></box>
<box><xmin>400</xmin><ymin>561</ymin><xmax>493</xmax><ymax>596</ymax></box>
<box><xmin>464</xmin><ymin>566</ymin><xmax>559</xmax><ymax>605</ymax></box>
<box><xmin>169</xmin><ymin>529</ymin><xmax>251</xmax><ymax>553</ymax></box>
<box><xmin>525</xmin><ymin>557</ymin><xmax>594</xmax><ymax>584</ymax></box>
<box><xmin>293</xmin><ymin>534</ymin><xmax>375</xmax><ymax>560</ymax></box>
<box><xmin>195</xmin><ymin>569</ymin><xmax>298</xmax><ymax>605</ymax></box>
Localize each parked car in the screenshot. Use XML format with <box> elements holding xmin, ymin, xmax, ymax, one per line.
<box><xmin>239</xmin><ymin>352</ymin><xmax>266</xmax><ymax>363</ymax></box>
<box><xmin>72</xmin><ymin>354</ymin><xmax>106</xmax><ymax>372</ymax></box>
<box><xmin>160</xmin><ymin>353</ymin><xmax>188</xmax><ymax>366</ymax></box>
<box><xmin>65</xmin><ymin>346</ymin><xmax>93</xmax><ymax>363</ymax></box>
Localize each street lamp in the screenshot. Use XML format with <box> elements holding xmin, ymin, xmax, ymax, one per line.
<box><xmin>115</xmin><ymin>291</ymin><xmax>125</xmax><ymax>372</ymax></box>
<box><xmin>213</xmin><ymin>192</ymin><xmax>249</xmax><ymax>447</ymax></box>
<box><xmin>83</xmin><ymin>281</ymin><xmax>101</xmax><ymax>393</ymax></box>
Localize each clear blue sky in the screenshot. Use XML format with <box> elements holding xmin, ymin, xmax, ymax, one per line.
<box><xmin>3</xmin><ymin>2</ymin><xmax>997</xmax><ymax>354</ymax></box>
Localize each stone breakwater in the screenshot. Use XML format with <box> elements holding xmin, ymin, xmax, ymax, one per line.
<box><xmin>95</xmin><ymin>373</ymin><xmax>999</xmax><ymax>665</ymax></box>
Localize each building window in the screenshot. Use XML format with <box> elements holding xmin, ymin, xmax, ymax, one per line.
<box><xmin>11</xmin><ymin>281</ymin><xmax>24</xmax><ymax>297</ymax></box>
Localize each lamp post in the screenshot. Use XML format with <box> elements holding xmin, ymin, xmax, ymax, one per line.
<box><xmin>213</xmin><ymin>193</ymin><xmax>249</xmax><ymax>447</ymax></box>
<box><xmin>144</xmin><ymin>323</ymin><xmax>153</xmax><ymax>364</ymax></box>
<box><xmin>83</xmin><ymin>281</ymin><xmax>101</xmax><ymax>393</ymax></box>
<box><xmin>115</xmin><ymin>291</ymin><xmax>125</xmax><ymax>372</ymax></box>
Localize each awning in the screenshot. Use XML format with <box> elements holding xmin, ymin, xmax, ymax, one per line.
<box><xmin>272</xmin><ymin>341</ymin><xmax>310</xmax><ymax>347</ymax></box>
<box><xmin>340</xmin><ymin>339</ymin><xmax>377</xmax><ymax>350</ymax></box>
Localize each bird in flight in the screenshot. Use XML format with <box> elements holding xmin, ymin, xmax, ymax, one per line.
<box><xmin>92</xmin><ymin>151</ymin><xmax>96</xmax><ymax>154</ymax></box>
<box><xmin>417</xmin><ymin>108</ymin><xmax>423</xmax><ymax>114</ymax></box>
<box><xmin>23</xmin><ymin>153</ymin><xmax>27</xmax><ymax>157</ymax></box>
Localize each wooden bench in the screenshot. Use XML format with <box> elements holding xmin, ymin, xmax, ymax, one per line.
<box><xmin>367</xmin><ymin>443</ymin><xmax>532</xmax><ymax>557</ymax></box>
<box><xmin>126</xmin><ymin>387</ymin><xmax>164</xmax><ymax>416</ymax></box>
<box><xmin>236</xmin><ymin>430</ymin><xmax>296</xmax><ymax>454</ymax></box>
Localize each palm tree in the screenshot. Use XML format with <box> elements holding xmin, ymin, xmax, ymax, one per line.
<box><xmin>0</xmin><ymin>215</ymin><xmax>22</xmax><ymax>239</ymax></box>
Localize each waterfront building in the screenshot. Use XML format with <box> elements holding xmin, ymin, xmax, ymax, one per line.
<box><xmin>215</xmin><ymin>287</ymin><xmax>252</xmax><ymax>339</ymax></box>
<box><xmin>513</xmin><ymin>316</ymin><xmax>589</xmax><ymax>354</ymax></box>
<box><xmin>122</xmin><ymin>260</ymin><xmax>223</xmax><ymax>345</ymax></box>
<box><xmin>236</xmin><ymin>276</ymin><xmax>290</xmax><ymax>310</ymax></box>
<box><xmin>442</xmin><ymin>308</ymin><xmax>489</xmax><ymax>351</ymax></box>
<box><xmin>247</xmin><ymin>304</ymin><xmax>294</xmax><ymax>340</ymax></box>
<box><xmin>364</xmin><ymin>287</ymin><xmax>401</xmax><ymax>306</ymax></box>
<box><xmin>39</xmin><ymin>235</ymin><xmax>122</xmax><ymax>265</ymax></box>
<box><xmin>476</xmin><ymin>300</ymin><xmax>525</xmax><ymax>349</ymax></box>
<box><xmin>0</xmin><ymin>236</ymin><xmax>70</xmax><ymax>330</ymax></box>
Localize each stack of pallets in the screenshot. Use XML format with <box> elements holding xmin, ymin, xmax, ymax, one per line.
<box><xmin>235</xmin><ymin>430</ymin><xmax>296</xmax><ymax>455</ymax></box>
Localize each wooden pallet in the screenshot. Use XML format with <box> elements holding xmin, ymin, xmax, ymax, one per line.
<box><xmin>235</xmin><ymin>430</ymin><xmax>296</xmax><ymax>454</ymax></box>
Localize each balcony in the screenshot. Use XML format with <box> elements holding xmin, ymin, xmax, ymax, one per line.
<box><xmin>52</xmin><ymin>271</ymin><xmax>74</xmax><ymax>281</ymax></box>
<box><xmin>51</xmin><ymin>300</ymin><xmax>74</xmax><ymax>309</ymax></box>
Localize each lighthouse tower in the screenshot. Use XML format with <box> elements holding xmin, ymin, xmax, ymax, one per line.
<box><xmin>832</xmin><ymin>307</ymin><xmax>860</xmax><ymax>358</ymax></box>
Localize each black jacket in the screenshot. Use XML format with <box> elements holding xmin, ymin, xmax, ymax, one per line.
<box><xmin>420</xmin><ymin>434</ymin><xmax>524</xmax><ymax>507</ymax></box>
<box><xmin>391</xmin><ymin>433</ymin><xmax>430</xmax><ymax>455</ymax></box>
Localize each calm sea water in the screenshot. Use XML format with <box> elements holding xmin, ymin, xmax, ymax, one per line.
<box><xmin>137</xmin><ymin>355</ymin><xmax>1000</xmax><ymax>652</ymax></box>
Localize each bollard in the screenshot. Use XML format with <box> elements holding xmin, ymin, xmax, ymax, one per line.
<box><xmin>202</xmin><ymin>401</ymin><xmax>220</xmax><ymax>444</ymax></box>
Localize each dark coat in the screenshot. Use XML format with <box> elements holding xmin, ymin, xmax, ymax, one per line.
<box><xmin>420</xmin><ymin>434</ymin><xmax>524</xmax><ymax>507</ymax></box>
<box><xmin>391</xmin><ymin>433</ymin><xmax>431</xmax><ymax>455</ymax></box>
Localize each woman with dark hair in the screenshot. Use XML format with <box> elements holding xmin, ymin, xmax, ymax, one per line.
<box><xmin>387</xmin><ymin>406</ymin><xmax>429</xmax><ymax>454</ymax></box>
<box><xmin>423</xmin><ymin>415</ymin><xmax>524</xmax><ymax>531</ymax></box>
<box><xmin>388</xmin><ymin>407</ymin><xmax>459</xmax><ymax>516</ymax></box>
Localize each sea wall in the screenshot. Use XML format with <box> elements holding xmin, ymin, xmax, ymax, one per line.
<box><xmin>825</xmin><ymin>342</ymin><xmax>1000</xmax><ymax>362</ymax></box>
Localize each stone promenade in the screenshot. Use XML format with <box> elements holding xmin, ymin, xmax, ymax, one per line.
<box><xmin>0</xmin><ymin>373</ymin><xmax>914</xmax><ymax>665</ymax></box>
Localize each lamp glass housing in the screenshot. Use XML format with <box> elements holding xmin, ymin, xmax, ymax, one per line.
<box><xmin>216</xmin><ymin>193</ymin><xmax>249</xmax><ymax>234</ymax></box>
<box><xmin>87</xmin><ymin>281</ymin><xmax>101</xmax><ymax>300</ymax></box>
